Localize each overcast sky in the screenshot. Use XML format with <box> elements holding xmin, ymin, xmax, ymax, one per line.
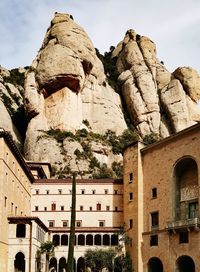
<box><xmin>0</xmin><ymin>0</ymin><xmax>200</xmax><ymax>73</ymax></box>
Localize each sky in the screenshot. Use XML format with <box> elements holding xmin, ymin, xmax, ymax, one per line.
<box><xmin>0</xmin><ymin>0</ymin><xmax>200</xmax><ymax>73</ymax></box>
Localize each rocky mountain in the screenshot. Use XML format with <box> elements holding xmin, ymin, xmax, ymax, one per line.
<box><xmin>1</xmin><ymin>12</ymin><xmax>200</xmax><ymax>178</ymax></box>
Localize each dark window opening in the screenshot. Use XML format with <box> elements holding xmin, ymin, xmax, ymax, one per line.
<box><xmin>151</xmin><ymin>212</ymin><xmax>159</xmax><ymax>228</ymax></box>
<box><xmin>152</xmin><ymin>188</ymin><xmax>157</xmax><ymax>199</ymax></box>
<box><xmin>129</xmin><ymin>219</ymin><xmax>133</xmax><ymax>229</ymax></box>
<box><xmin>97</xmin><ymin>203</ymin><xmax>101</xmax><ymax>211</ymax></box>
<box><xmin>61</xmin><ymin>234</ymin><xmax>68</xmax><ymax>246</ymax></box>
<box><xmin>16</xmin><ymin>224</ymin><xmax>26</xmax><ymax>238</ymax></box>
<box><xmin>129</xmin><ymin>173</ymin><xmax>133</xmax><ymax>182</ymax></box>
<box><xmin>150</xmin><ymin>235</ymin><xmax>158</xmax><ymax>246</ymax></box>
<box><xmin>51</xmin><ymin>203</ymin><xmax>56</xmax><ymax>211</ymax></box>
<box><xmin>129</xmin><ymin>193</ymin><xmax>133</xmax><ymax>201</ymax></box>
<box><xmin>179</xmin><ymin>231</ymin><xmax>189</xmax><ymax>244</ymax></box>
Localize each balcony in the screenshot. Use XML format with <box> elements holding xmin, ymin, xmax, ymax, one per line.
<box><xmin>166</xmin><ymin>217</ymin><xmax>200</xmax><ymax>232</ymax></box>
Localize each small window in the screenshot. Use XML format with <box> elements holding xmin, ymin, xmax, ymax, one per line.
<box><xmin>115</xmin><ymin>207</ymin><xmax>118</xmax><ymax>211</ymax></box>
<box><xmin>46</xmin><ymin>190</ymin><xmax>49</xmax><ymax>195</ymax></box>
<box><xmin>16</xmin><ymin>224</ymin><xmax>26</xmax><ymax>238</ymax></box>
<box><xmin>152</xmin><ymin>188</ymin><xmax>157</xmax><ymax>199</ymax></box>
<box><xmin>80</xmin><ymin>206</ymin><xmax>84</xmax><ymax>211</ymax></box>
<box><xmin>114</xmin><ymin>190</ymin><xmax>118</xmax><ymax>195</ymax></box>
<box><xmin>11</xmin><ymin>202</ymin><xmax>14</xmax><ymax>212</ymax></box>
<box><xmin>51</xmin><ymin>203</ymin><xmax>56</xmax><ymax>211</ymax></box>
<box><xmin>151</xmin><ymin>212</ymin><xmax>159</xmax><ymax>228</ymax></box>
<box><xmin>69</xmin><ymin>190</ymin><xmax>72</xmax><ymax>194</ymax></box>
<box><xmin>129</xmin><ymin>219</ymin><xmax>133</xmax><ymax>229</ymax></box>
<box><xmin>106</xmin><ymin>206</ymin><xmax>110</xmax><ymax>211</ymax></box>
<box><xmin>49</xmin><ymin>221</ymin><xmax>54</xmax><ymax>227</ymax></box>
<box><xmin>179</xmin><ymin>231</ymin><xmax>189</xmax><ymax>244</ymax></box>
<box><xmin>36</xmin><ymin>190</ymin><xmax>39</xmax><ymax>195</ymax></box>
<box><xmin>99</xmin><ymin>221</ymin><xmax>105</xmax><ymax>227</ymax></box>
<box><xmin>44</xmin><ymin>207</ymin><xmax>47</xmax><ymax>211</ymax></box>
<box><xmin>89</xmin><ymin>206</ymin><xmax>92</xmax><ymax>211</ymax></box>
<box><xmin>81</xmin><ymin>190</ymin><xmax>85</xmax><ymax>195</ymax></box>
<box><xmin>150</xmin><ymin>235</ymin><xmax>158</xmax><ymax>246</ymax></box>
<box><xmin>97</xmin><ymin>203</ymin><xmax>101</xmax><ymax>211</ymax></box>
<box><xmin>35</xmin><ymin>206</ymin><xmax>39</xmax><ymax>211</ymax></box>
<box><xmin>15</xmin><ymin>206</ymin><xmax>18</xmax><ymax>215</ymax></box>
<box><xmin>63</xmin><ymin>221</ymin><xmax>68</xmax><ymax>227</ymax></box>
<box><xmin>76</xmin><ymin>221</ymin><xmax>82</xmax><ymax>227</ymax></box>
<box><xmin>104</xmin><ymin>189</ymin><xmax>108</xmax><ymax>194</ymax></box>
<box><xmin>129</xmin><ymin>192</ymin><xmax>133</xmax><ymax>201</ymax></box>
<box><xmin>92</xmin><ymin>190</ymin><xmax>96</xmax><ymax>194</ymax></box>
<box><xmin>61</xmin><ymin>206</ymin><xmax>64</xmax><ymax>211</ymax></box>
<box><xmin>129</xmin><ymin>173</ymin><xmax>133</xmax><ymax>182</ymax></box>
<box><xmin>4</xmin><ymin>196</ymin><xmax>7</xmax><ymax>207</ymax></box>
<box><xmin>58</xmin><ymin>189</ymin><xmax>62</xmax><ymax>194</ymax></box>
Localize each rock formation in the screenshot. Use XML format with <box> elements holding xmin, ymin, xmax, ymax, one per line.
<box><xmin>113</xmin><ymin>30</ymin><xmax>200</xmax><ymax>137</ymax></box>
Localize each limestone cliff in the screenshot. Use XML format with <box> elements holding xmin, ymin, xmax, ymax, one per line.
<box><xmin>113</xmin><ymin>30</ymin><xmax>200</xmax><ymax>137</ymax></box>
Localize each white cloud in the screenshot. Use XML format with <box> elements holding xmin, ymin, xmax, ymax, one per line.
<box><xmin>0</xmin><ymin>0</ymin><xmax>200</xmax><ymax>73</ymax></box>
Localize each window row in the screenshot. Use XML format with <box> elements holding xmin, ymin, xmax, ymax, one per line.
<box><xmin>35</xmin><ymin>189</ymin><xmax>119</xmax><ymax>195</ymax></box>
<box><xmin>34</xmin><ymin>203</ymin><xmax>120</xmax><ymax>212</ymax></box>
<box><xmin>52</xmin><ymin>233</ymin><xmax>119</xmax><ymax>246</ymax></box>
<box><xmin>48</xmin><ymin>220</ymin><xmax>106</xmax><ymax>228</ymax></box>
<box><xmin>4</xmin><ymin>196</ymin><xmax>25</xmax><ymax>215</ymax></box>
<box><xmin>150</xmin><ymin>231</ymin><xmax>189</xmax><ymax>247</ymax></box>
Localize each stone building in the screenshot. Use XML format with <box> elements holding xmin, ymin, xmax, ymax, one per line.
<box><xmin>123</xmin><ymin>122</ymin><xmax>200</xmax><ymax>272</ymax></box>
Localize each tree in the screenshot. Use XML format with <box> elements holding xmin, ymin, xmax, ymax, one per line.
<box><xmin>39</xmin><ymin>241</ymin><xmax>56</xmax><ymax>272</ymax></box>
<box><xmin>66</xmin><ymin>173</ymin><xmax>76</xmax><ymax>272</ymax></box>
<box><xmin>84</xmin><ymin>248</ymin><xmax>116</xmax><ymax>272</ymax></box>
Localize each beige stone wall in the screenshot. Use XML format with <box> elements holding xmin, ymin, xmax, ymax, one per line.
<box><xmin>0</xmin><ymin>138</ymin><xmax>32</xmax><ymax>272</ymax></box>
<box><xmin>141</xmin><ymin>126</ymin><xmax>200</xmax><ymax>271</ymax></box>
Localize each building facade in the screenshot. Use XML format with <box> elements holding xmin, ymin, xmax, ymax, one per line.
<box><xmin>123</xmin><ymin>123</ymin><xmax>200</xmax><ymax>272</ymax></box>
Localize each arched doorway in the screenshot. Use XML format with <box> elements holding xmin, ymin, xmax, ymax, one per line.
<box><xmin>14</xmin><ymin>252</ymin><xmax>25</xmax><ymax>272</ymax></box>
<box><xmin>77</xmin><ymin>257</ymin><xmax>85</xmax><ymax>272</ymax></box>
<box><xmin>148</xmin><ymin>257</ymin><xmax>163</xmax><ymax>272</ymax></box>
<box><xmin>59</xmin><ymin>257</ymin><xmax>67</xmax><ymax>272</ymax></box>
<box><xmin>173</xmin><ymin>158</ymin><xmax>198</xmax><ymax>220</ymax></box>
<box><xmin>176</xmin><ymin>255</ymin><xmax>195</xmax><ymax>272</ymax></box>
<box><xmin>49</xmin><ymin>257</ymin><xmax>57</xmax><ymax>272</ymax></box>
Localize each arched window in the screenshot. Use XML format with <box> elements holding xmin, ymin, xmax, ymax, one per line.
<box><xmin>173</xmin><ymin>158</ymin><xmax>198</xmax><ymax>220</ymax></box>
<box><xmin>61</xmin><ymin>234</ymin><xmax>68</xmax><ymax>246</ymax></box>
<box><xmin>111</xmin><ymin>234</ymin><xmax>118</xmax><ymax>246</ymax></box>
<box><xmin>78</xmin><ymin>234</ymin><xmax>85</xmax><ymax>246</ymax></box>
<box><xmin>148</xmin><ymin>257</ymin><xmax>163</xmax><ymax>272</ymax></box>
<box><xmin>49</xmin><ymin>257</ymin><xmax>57</xmax><ymax>272</ymax></box>
<box><xmin>14</xmin><ymin>252</ymin><xmax>25</xmax><ymax>272</ymax></box>
<box><xmin>103</xmin><ymin>234</ymin><xmax>110</xmax><ymax>246</ymax></box>
<box><xmin>53</xmin><ymin>234</ymin><xmax>60</xmax><ymax>246</ymax></box>
<box><xmin>94</xmin><ymin>234</ymin><xmax>101</xmax><ymax>245</ymax></box>
<box><xmin>77</xmin><ymin>257</ymin><xmax>85</xmax><ymax>272</ymax></box>
<box><xmin>16</xmin><ymin>224</ymin><xmax>26</xmax><ymax>238</ymax></box>
<box><xmin>86</xmin><ymin>234</ymin><xmax>93</xmax><ymax>246</ymax></box>
<box><xmin>176</xmin><ymin>255</ymin><xmax>195</xmax><ymax>272</ymax></box>
<box><xmin>59</xmin><ymin>257</ymin><xmax>67</xmax><ymax>272</ymax></box>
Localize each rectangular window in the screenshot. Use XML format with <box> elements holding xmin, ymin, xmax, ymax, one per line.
<box><xmin>58</xmin><ymin>189</ymin><xmax>62</xmax><ymax>194</ymax></box>
<box><xmin>104</xmin><ymin>189</ymin><xmax>108</xmax><ymax>194</ymax></box>
<box><xmin>92</xmin><ymin>190</ymin><xmax>96</xmax><ymax>194</ymax></box>
<box><xmin>129</xmin><ymin>192</ymin><xmax>133</xmax><ymax>201</ymax></box>
<box><xmin>80</xmin><ymin>206</ymin><xmax>84</xmax><ymax>211</ymax></box>
<box><xmin>61</xmin><ymin>206</ymin><xmax>64</xmax><ymax>211</ymax></box>
<box><xmin>179</xmin><ymin>231</ymin><xmax>189</xmax><ymax>244</ymax></box>
<box><xmin>151</xmin><ymin>212</ymin><xmax>159</xmax><ymax>228</ymax></box>
<box><xmin>36</xmin><ymin>190</ymin><xmax>39</xmax><ymax>195</ymax></box>
<box><xmin>35</xmin><ymin>206</ymin><xmax>39</xmax><ymax>211</ymax></box>
<box><xmin>150</xmin><ymin>235</ymin><xmax>158</xmax><ymax>246</ymax></box>
<box><xmin>4</xmin><ymin>196</ymin><xmax>7</xmax><ymax>207</ymax></box>
<box><xmin>76</xmin><ymin>221</ymin><xmax>82</xmax><ymax>227</ymax></box>
<box><xmin>99</xmin><ymin>221</ymin><xmax>105</xmax><ymax>227</ymax></box>
<box><xmin>51</xmin><ymin>203</ymin><xmax>56</xmax><ymax>211</ymax></box>
<box><xmin>189</xmin><ymin>202</ymin><xmax>198</xmax><ymax>219</ymax></box>
<box><xmin>114</xmin><ymin>190</ymin><xmax>118</xmax><ymax>195</ymax></box>
<box><xmin>69</xmin><ymin>189</ymin><xmax>72</xmax><ymax>194</ymax></box>
<box><xmin>49</xmin><ymin>221</ymin><xmax>54</xmax><ymax>227</ymax></box>
<box><xmin>129</xmin><ymin>173</ymin><xmax>133</xmax><ymax>182</ymax></box>
<box><xmin>106</xmin><ymin>206</ymin><xmax>110</xmax><ymax>211</ymax></box>
<box><xmin>129</xmin><ymin>219</ymin><xmax>133</xmax><ymax>229</ymax></box>
<box><xmin>63</xmin><ymin>221</ymin><xmax>68</xmax><ymax>227</ymax></box>
<box><xmin>115</xmin><ymin>207</ymin><xmax>118</xmax><ymax>211</ymax></box>
<box><xmin>11</xmin><ymin>202</ymin><xmax>14</xmax><ymax>212</ymax></box>
<box><xmin>81</xmin><ymin>189</ymin><xmax>85</xmax><ymax>194</ymax></box>
<box><xmin>97</xmin><ymin>203</ymin><xmax>101</xmax><ymax>211</ymax></box>
<box><xmin>44</xmin><ymin>207</ymin><xmax>47</xmax><ymax>211</ymax></box>
<box><xmin>89</xmin><ymin>206</ymin><xmax>92</xmax><ymax>211</ymax></box>
<box><xmin>46</xmin><ymin>190</ymin><xmax>49</xmax><ymax>195</ymax></box>
<box><xmin>15</xmin><ymin>206</ymin><xmax>17</xmax><ymax>215</ymax></box>
<box><xmin>152</xmin><ymin>188</ymin><xmax>157</xmax><ymax>199</ymax></box>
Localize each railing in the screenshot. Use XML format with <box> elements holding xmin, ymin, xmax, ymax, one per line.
<box><xmin>166</xmin><ymin>217</ymin><xmax>200</xmax><ymax>231</ymax></box>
